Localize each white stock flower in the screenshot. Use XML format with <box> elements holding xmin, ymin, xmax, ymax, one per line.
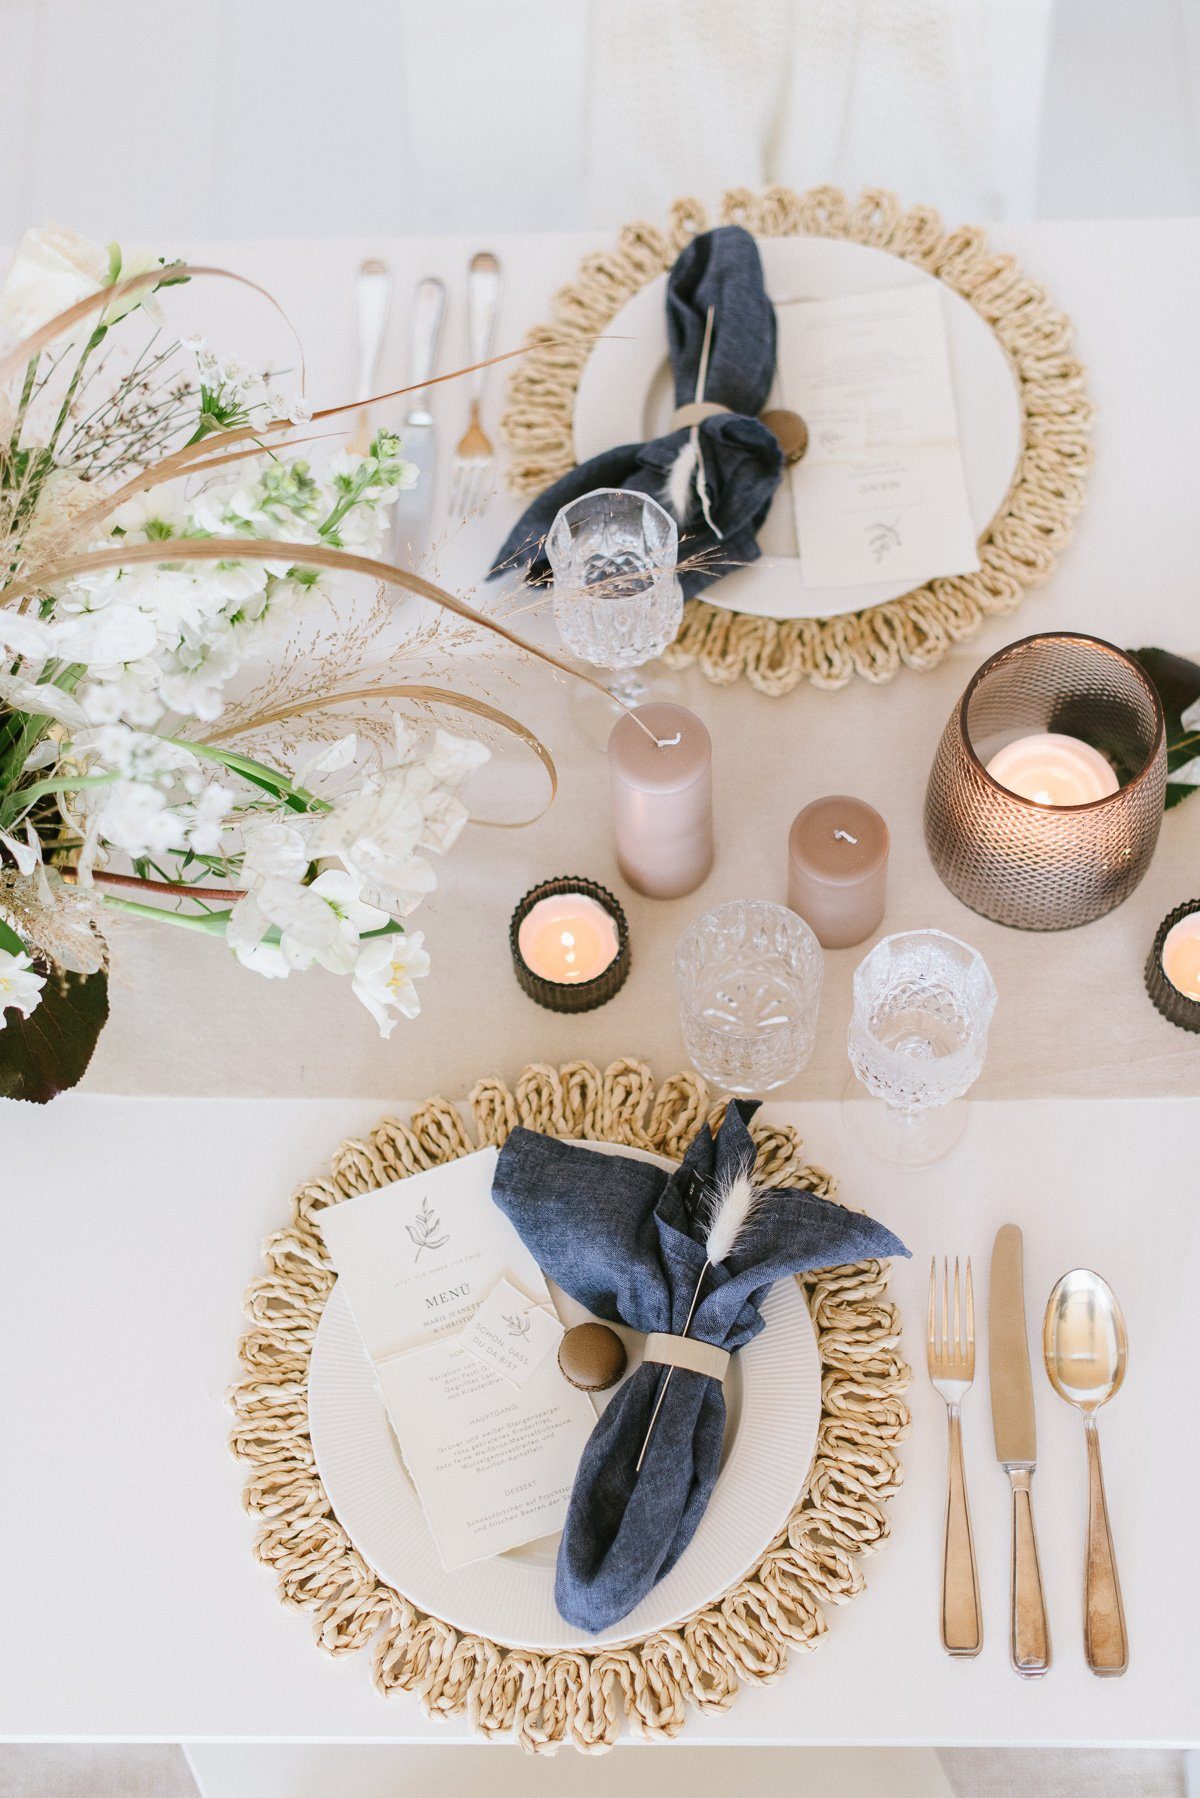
<box><xmin>158</xmin><ymin>629</ymin><xmax>240</xmax><ymax>720</ymax></box>
<box><xmin>352</xmin><ymin>931</ymin><xmax>431</xmax><ymax>1038</ymax></box>
<box><xmin>0</xmin><ymin>224</ymin><xmax>106</xmax><ymax>341</ymax></box>
<box><xmin>0</xmin><ymin>948</ymin><xmax>45</xmax><ymax>1027</ymax></box>
<box><xmin>84</xmin><ymin>782</ymin><xmax>184</xmax><ymax>858</ymax></box>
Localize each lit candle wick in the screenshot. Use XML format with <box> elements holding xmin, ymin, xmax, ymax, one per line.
<box><xmin>833</xmin><ymin>829</ymin><xmax>859</xmax><ymax>844</ymax></box>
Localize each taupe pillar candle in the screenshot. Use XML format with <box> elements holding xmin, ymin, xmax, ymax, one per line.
<box><xmin>787</xmin><ymin>796</ymin><xmax>889</xmax><ymax>949</ymax></box>
<box><xmin>607</xmin><ymin>702</ymin><xmax>713</xmax><ymax>899</ymax></box>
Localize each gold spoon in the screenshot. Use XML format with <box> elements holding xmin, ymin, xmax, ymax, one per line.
<box><xmin>1042</xmin><ymin>1270</ymin><xmax>1129</xmax><ymax>1676</ymax></box>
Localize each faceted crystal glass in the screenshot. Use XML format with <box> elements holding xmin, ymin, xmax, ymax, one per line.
<box><xmin>547</xmin><ymin>489</ymin><xmax>683</xmax><ymax>704</ymax></box>
<box><xmin>846</xmin><ymin>929</ymin><xmax>997</xmax><ymax>1166</ymax></box>
<box><xmin>674</xmin><ymin>901</ymin><xmax>824</xmax><ymax>1095</ymax></box>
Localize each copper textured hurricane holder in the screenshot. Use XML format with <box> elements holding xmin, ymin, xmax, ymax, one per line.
<box><xmin>925</xmin><ymin>634</ymin><xmax>1166</xmax><ymax>931</ymax></box>
<box><xmin>1145</xmin><ymin>901</ymin><xmax>1200</xmax><ymax>1033</ymax></box>
<box><xmin>509</xmin><ymin>877</ymin><xmax>631</xmax><ymax>1013</ymax></box>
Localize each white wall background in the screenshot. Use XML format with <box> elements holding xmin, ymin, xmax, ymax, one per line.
<box><xmin>0</xmin><ymin>0</ymin><xmax>1197</xmax><ymax>248</ymax></box>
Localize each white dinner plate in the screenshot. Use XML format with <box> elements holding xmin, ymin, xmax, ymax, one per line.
<box><xmin>572</xmin><ymin>234</ymin><xmax>1023</xmax><ymax>621</ymax></box>
<box><xmin>308</xmin><ymin>1140</ymin><xmax>821</xmax><ymax>1653</ymax></box>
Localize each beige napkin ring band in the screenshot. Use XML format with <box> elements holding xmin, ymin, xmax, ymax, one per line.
<box><xmin>670</xmin><ymin>400</ymin><xmax>731</xmax><ymax>430</ymax></box>
<box><xmin>642</xmin><ymin>1332</ymin><xmax>730</xmax><ymax>1382</ymax></box>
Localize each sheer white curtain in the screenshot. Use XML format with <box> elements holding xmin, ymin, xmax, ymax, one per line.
<box><xmin>586</xmin><ymin>0</ymin><xmax>1053</xmax><ymax>224</ymax></box>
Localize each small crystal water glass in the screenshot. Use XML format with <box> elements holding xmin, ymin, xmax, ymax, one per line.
<box><xmin>846</xmin><ymin>929</ymin><xmax>997</xmax><ymax>1166</ymax></box>
<box><xmin>547</xmin><ymin>489</ymin><xmax>684</xmax><ymax>712</ymax></box>
<box><xmin>674</xmin><ymin>900</ymin><xmax>824</xmax><ymax>1094</ymax></box>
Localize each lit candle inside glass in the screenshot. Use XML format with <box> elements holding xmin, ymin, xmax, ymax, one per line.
<box><xmin>985</xmin><ymin>732</ymin><xmax>1119</xmax><ymax>806</ymax></box>
<box><xmin>1161</xmin><ymin>913</ymin><xmax>1200</xmax><ymax>1000</ymax></box>
<box><xmin>516</xmin><ymin>893</ymin><xmax>620</xmax><ymax>985</ymax></box>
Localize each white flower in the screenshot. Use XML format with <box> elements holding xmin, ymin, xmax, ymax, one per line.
<box><xmin>50</xmin><ymin>602</ymin><xmax>159</xmax><ymax>665</ymax></box>
<box><xmin>227</xmin><ymin>868</ymin><xmax>387</xmax><ymax>977</ymax></box>
<box><xmin>78</xmin><ymin>662</ymin><xmax>165</xmax><ymax>728</ymax></box>
<box><xmin>0</xmin><ymin>673</ymin><xmax>89</xmax><ymax>728</ymax></box>
<box><xmin>240</xmin><ymin>819</ymin><xmax>310</xmax><ymax>885</ymax></box>
<box><xmin>0</xmin><ymin>609</ymin><xmax>55</xmax><ymax>661</ymax></box>
<box><xmin>85</xmin><ymin>781</ymin><xmax>184</xmax><ymax>858</ymax></box>
<box><xmin>178</xmin><ymin>782</ymin><xmax>233</xmax><ymax>855</ymax></box>
<box><xmin>0</xmin><ymin>947</ymin><xmax>45</xmax><ymax>1027</ymax></box>
<box><xmin>157</xmin><ymin>628</ymin><xmax>241</xmax><ymax>720</ymax></box>
<box><xmin>352</xmin><ymin>931</ymin><xmax>431</xmax><ymax>1038</ymax></box>
<box><xmin>0</xmin><ymin>223</ymin><xmax>106</xmax><ymax>341</ymax></box>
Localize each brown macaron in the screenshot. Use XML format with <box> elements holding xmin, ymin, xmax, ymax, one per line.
<box><xmin>557</xmin><ymin>1321</ymin><xmax>627</xmax><ymax>1392</ymax></box>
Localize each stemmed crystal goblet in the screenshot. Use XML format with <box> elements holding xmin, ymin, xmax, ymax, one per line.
<box><xmin>845</xmin><ymin>929</ymin><xmax>997</xmax><ymax>1167</ymax></box>
<box><xmin>546</xmin><ymin>488</ymin><xmax>683</xmax><ymax>745</ymax></box>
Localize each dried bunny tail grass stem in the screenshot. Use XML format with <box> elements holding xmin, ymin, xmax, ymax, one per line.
<box><xmin>229</xmin><ymin>1059</ymin><xmax>910</xmax><ymax>1754</ymax></box>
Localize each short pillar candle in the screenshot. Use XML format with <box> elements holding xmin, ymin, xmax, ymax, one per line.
<box><xmin>787</xmin><ymin>796</ymin><xmax>889</xmax><ymax>950</ymax></box>
<box><xmin>607</xmin><ymin>701</ymin><xmax>713</xmax><ymax>900</ymax></box>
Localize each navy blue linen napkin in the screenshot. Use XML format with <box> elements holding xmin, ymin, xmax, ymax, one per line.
<box><xmin>491</xmin><ymin>1100</ymin><xmax>908</xmax><ymax>1633</ymax></box>
<box><xmin>488</xmin><ymin>225</ymin><xmax>783</xmax><ymax>600</ymax></box>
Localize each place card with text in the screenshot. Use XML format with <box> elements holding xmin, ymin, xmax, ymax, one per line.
<box><xmin>460</xmin><ymin>1279</ymin><xmax>563</xmax><ymax>1387</ymax></box>
<box><xmin>778</xmin><ymin>283</ymin><xmax>981</xmax><ymax>589</ymax></box>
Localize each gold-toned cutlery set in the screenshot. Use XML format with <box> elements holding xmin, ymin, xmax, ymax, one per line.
<box><xmin>350</xmin><ymin>251</ymin><xmax>503</xmax><ymax>563</ymax></box>
<box><xmin>927</xmin><ymin>1225</ymin><xmax>1128</xmax><ymax>1678</ymax></box>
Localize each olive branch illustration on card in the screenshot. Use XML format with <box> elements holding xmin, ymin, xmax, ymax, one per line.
<box><xmin>502</xmin><ymin>1311</ymin><xmax>532</xmax><ymax>1339</ymax></box>
<box><xmin>406</xmin><ymin>1195</ymin><xmax>448</xmax><ymax>1261</ymax></box>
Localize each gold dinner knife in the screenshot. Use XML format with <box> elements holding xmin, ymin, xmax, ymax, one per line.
<box><xmin>989</xmin><ymin>1223</ymin><xmax>1051</xmax><ymax>1677</ymax></box>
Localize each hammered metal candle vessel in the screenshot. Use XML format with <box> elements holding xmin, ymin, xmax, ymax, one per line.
<box><xmin>924</xmin><ymin>633</ymin><xmax>1166</xmax><ymax>931</ymax></box>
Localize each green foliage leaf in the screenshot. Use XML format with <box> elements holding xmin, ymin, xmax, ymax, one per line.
<box><xmin>1129</xmin><ymin>647</ymin><xmax>1200</xmax><ymax>811</ymax></box>
<box><xmin>0</xmin><ymin>964</ymin><xmax>109</xmax><ymax>1105</ymax></box>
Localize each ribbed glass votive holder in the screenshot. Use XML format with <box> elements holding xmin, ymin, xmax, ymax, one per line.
<box><xmin>924</xmin><ymin>633</ymin><xmax>1166</xmax><ymax>930</ymax></box>
<box><xmin>509</xmin><ymin>877</ymin><xmax>631</xmax><ymax>1014</ymax></box>
<box><xmin>1145</xmin><ymin>901</ymin><xmax>1200</xmax><ymax>1033</ymax></box>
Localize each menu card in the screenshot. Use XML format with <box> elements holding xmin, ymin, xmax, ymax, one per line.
<box><xmin>777</xmin><ymin>283</ymin><xmax>981</xmax><ymax>589</ymax></box>
<box><xmin>318</xmin><ymin>1150</ymin><xmax>597</xmax><ymax>1569</ymax></box>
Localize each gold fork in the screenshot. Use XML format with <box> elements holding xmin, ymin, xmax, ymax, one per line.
<box><xmin>448</xmin><ymin>252</ymin><xmax>501</xmax><ymax>518</ymax></box>
<box><xmin>928</xmin><ymin>1256</ymin><xmax>983</xmax><ymax>1656</ymax></box>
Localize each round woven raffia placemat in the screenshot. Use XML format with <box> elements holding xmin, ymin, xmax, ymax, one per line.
<box><xmin>501</xmin><ymin>184</ymin><xmax>1094</xmax><ymax>697</ymax></box>
<box><xmin>228</xmin><ymin>1058</ymin><xmax>910</xmax><ymax>1753</ymax></box>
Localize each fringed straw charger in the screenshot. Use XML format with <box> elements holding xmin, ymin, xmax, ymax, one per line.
<box><xmin>501</xmin><ymin>185</ymin><xmax>1093</xmax><ymax>697</ymax></box>
<box><xmin>229</xmin><ymin>1059</ymin><xmax>910</xmax><ymax>1753</ymax></box>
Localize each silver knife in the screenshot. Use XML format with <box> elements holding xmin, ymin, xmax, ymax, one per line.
<box><xmin>351</xmin><ymin>258</ymin><xmax>392</xmax><ymax>455</ymax></box>
<box><xmin>390</xmin><ymin>275</ymin><xmax>446</xmax><ymax>566</ymax></box>
<box><xmin>989</xmin><ymin>1223</ymin><xmax>1052</xmax><ymax>1677</ymax></box>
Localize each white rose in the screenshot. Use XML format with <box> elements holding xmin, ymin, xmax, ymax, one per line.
<box><xmin>0</xmin><ymin>224</ymin><xmax>107</xmax><ymax>342</ymax></box>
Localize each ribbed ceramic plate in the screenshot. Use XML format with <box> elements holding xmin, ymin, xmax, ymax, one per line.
<box><xmin>572</xmin><ymin>234</ymin><xmax>1023</xmax><ymax>622</ymax></box>
<box><xmin>308</xmin><ymin>1141</ymin><xmax>821</xmax><ymax>1653</ymax></box>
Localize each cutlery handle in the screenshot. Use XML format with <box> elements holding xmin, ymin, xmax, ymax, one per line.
<box><xmin>1008</xmin><ymin>1469</ymin><xmax>1051</xmax><ymax>1676</ymax></box>
<box><xmin>941</xmin><ymin>1406</ymin><xmax>982</xmax><ymax>1656</ymax></box>
<box><xmin>1084</xmin><ymin>1419</ymin><xmax>1128</xmax><ymax>1676</ymax></box>
<box><xmin>466</xmin><ymin>252</ymin><xmax>501</xmax><ymax>402</ymax></box>
<box><xmin>353</xmin><ymin>260</ymin><xmax>392</xmax><ymax>452</ymax></box>
<box><xmin>408</xmin><ymin>277</ymin><xmax>447</xmax><ymax>410</ymax></box>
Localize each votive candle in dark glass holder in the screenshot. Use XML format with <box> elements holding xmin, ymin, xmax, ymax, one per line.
<box><xmin>925</xmin><ymin>633</ymin><xmax>1166</xmax><ymax>930</ymax></box>
<box><xmin>1145</xmin><ymin>901</ymin><xmax>1200</xmax><ymax>1033</ymax></box>
<box><xmin>510</xmin><ymin>877</ymin><xmax>630</xmax><ymax>1014</ymax></box>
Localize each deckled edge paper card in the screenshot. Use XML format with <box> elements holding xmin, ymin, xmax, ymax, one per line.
<box><xmin>779</xmin><ymin>283</ymin><xmax>981</xmax><ymax>589</ymax></box>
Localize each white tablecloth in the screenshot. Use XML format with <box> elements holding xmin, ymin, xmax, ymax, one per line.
<box><xmin>1</xmin><ymin>1094</ymin><xmax>1196</xmax><ymax>1746</ymax></box>
<box><xmin>2</xmin><ymin>217</ymin><xmax>1198</xmax><ymax>1751</ymax></box>
<box><xmin>62</xmin><ymin>219</ymin><xmax>1200</xmax><ymax>1102</ymax></box>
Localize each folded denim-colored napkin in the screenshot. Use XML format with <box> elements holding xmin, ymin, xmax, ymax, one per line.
<box><xmin>491</xmin><ymin>1100</ymin><xmax>908</xmax><ymax>1633</ymax></box>
<box><xmin>488</xmin><ymin>225</ymin><xmax>783</xmax><ymax>600</ymax></box>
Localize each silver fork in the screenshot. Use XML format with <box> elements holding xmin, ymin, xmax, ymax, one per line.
<box><xmin>448</xmin><ymin>251</ymin><xmax>501</xmax><ymax>518</ymax></box>
<box><xmin>928</xmin><ymin>1256</ymin><xmax>983</xmax><ymax>1657</ymax></box>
